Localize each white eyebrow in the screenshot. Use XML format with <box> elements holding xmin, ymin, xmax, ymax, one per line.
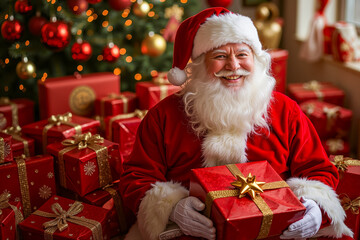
<box><xmin>211</xmin><ymin>49</ymin><xmax>227</xmax><ymax>54</ymax></box>
<box><xmin>211</xmin><ymin>47</ymin><xmax>251</xmax><ymax>55</ymax></box>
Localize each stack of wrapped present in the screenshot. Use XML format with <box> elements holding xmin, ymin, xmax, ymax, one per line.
<box><xmin>0</xmin><ymin>71</ymin><xmax>182</xmax><ymax>239</ymax></box>
<box><xmin>287</xmin><ymin>80</ymin><xmax>353</xmax><ymax>156</ymax></box>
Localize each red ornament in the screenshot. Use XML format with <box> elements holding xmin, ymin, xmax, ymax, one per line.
<box><xmin>15</xmin><ymin>0</ymin><xmax>33</xmax><ymax>14</ymax></box>
<box><xmin>67</xmin><ymin>0</ymin><xmax>89</xmax><ymax>15</ymax></box>
<box><xmin>86</xmin><ymin>0</ymin><xmax>102</xmax><ymax>4</ymax></box>
<box><xmin>206</xmin><ymin>0</ymin><xmax>232</xmax><ymax>8</ymax></box>
<box><xmin>41</xmin><ymin>20</ymin><xmax>71</xmax><ymax>51</ymax></box>
<box><xmin>109</xmin><ymin>0</ymin><xmax>132</xmax><ymax>11</ymax></box>
<box><xmin>1</xmin><ymin>18</ymin><xmax>23</xmax><ymax>41</ymax></box>
<box><xmin>71</xmin><ymin>40</ymin><xmax>92</xmax><ymax>61</ymax></box>
<box><xmin>102</xmin><ymin>43</ymin><xmax>120</xmax><ymax>62</ymax></box>
<box><xmin>28</xmin><ymin>14</ymin><xmax>48</xmax><ymax>36</ymax></box>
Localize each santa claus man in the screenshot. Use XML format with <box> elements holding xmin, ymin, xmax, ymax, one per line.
<box><xmin>120</xmin><ymin>7</ymin><xmax>352</xmax><ymax>240</ymax></box>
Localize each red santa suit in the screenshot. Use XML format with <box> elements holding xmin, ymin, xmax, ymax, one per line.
<box><xmin>120</xmin><ymin>92</ymin><xmax>352</xmax><ymax>240</ymax></box>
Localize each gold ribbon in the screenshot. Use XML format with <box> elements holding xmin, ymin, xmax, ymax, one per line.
<box><xmin>102</xmin><ymin>180</ymin><xmax>128</xmax><ymax>233</ymax></box>
<box><xmin>326</xmin><ymin>139</ymin><xmax>344</xmax><ymax>153</ymax></box>
<box><xmin>340</xmin><ymin>194</ymin><xmax>360</xmax><ymax>215</ymax></box>
<box><xmin>33</xmin><ymin>201</ymin><xmax>103</xmax><ymax>240</ymax></box>
<box><xmin>42</xmin><ymin>112</ymin><xmax>82</xmax><ymax>154</ymax></box>
<box><xmin>323</xmin><ymin>106</ymin><xmax>340</xmax><ymax>131</ymax></box>
<box><xmin>15</xmin><ymin>155</ymin><xmax>32</xmax><ymax>218</ymax></box>
<box><xmin>0</xmin><ymin>97</ymin><xmax>18</xmax><ymax>127</ymax></box>
<box><xmin>204</xmin><ymin>164</ymin><xmax>289</xmax><ymax>239</ymax></box>
<box><xmin>2</xmin><ymin>125</ymin><xmax>30</xmax><ymax>157</ymax></box>
<box><xmin>58</xmin><ymin>133</ymin><xmax>112</xmax><ymax>189</ymax></box>
<box><xmin>0</xmin><ymin>192</ymin><xmax>24</xmax><ymax>240</ymax></box>
<box><xmin>101</xmin><ymin>93</ymin><xmax>129</xmax><ymax>117</ymax></box>
<box><xmin>108</xmin><ymin>109</ymin><xmax>147</xmax><ymax>140</ymax></box>
<box><xmin>332</xmin><ymin>155</ymin><xmax>360</xmax><ymax>173</ymax></box>
<box><xmin>0</xmin><ymin>137</ymin><xmax>4</xmax><ymax>163</ymax></box>
<box><xmin>303</xmin><ymin>80</ymin><xmax>324</xmax><ymax>100</ymax></box>
<box><xmin>152</xmin><ymin>73</ymin><xmax>170</xmax><ymax>100</ymax></box>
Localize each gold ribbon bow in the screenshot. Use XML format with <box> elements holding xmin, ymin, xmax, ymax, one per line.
<box><xmin>0</xmin><ymin>193</ymin><xmax>24</xmax><ymax>233</ymax></box>
<box><xmin>108</xmin><ymin>109</ymin><xmax>148</xmax><ymax>140</ymax></box>
<box><xmin>332</xmin><ymin>155</ymin><xmax>360</xmax><ymax>173</ymax></box>
<box><xmin>323</xmin><ymin>106</ymin><xmax>340</xmax><ymax>131</ymax></box>
<box><xmin>103</xmin><ymin>93</ymin><xmax>129</xmax><ymax>115</ymax></box>
<box><xmin>303</xmin><ymin>80</ymin><xmax>323</xmax><ymax>100</ymax></box>
<box><xmin>33</xmin><ymin>201</ymin><xmax>103</xmax><ymax>240</ymax></box>
<box><xmin>2</xmin><ymin>125</ymin><xmax>30</xmax><ymax>157</ymax></box>
<box><xmin>231</xmin><ymin>173</ymin><xmax>266</xmax><ymax>199</ymax></box>
<box><xmin>340</xmin><ymin>194</ymin><xmax>360</xmax><ymax>215</ymax></box>
<box><xmin>204</xmin><ymin>164</ymin><xmax>289</xmax><ymax>239</ymax></box>
<box><xmin>0</xmin><ymin>97</ymin><xmax>18</xmax><ymax>127</ymax></box>
<box><xmin>43</xmin><ymin>112</ymin><xmax>82</xmax><ymax>154</ymax></box>
<box><xmin>326</xmin><ymin>139</ymin><xmax>344</xmax><ymax>153</ymax></box>
<box><xmin>58</xmin><ymin>132</ymin><xmax>112</xmax><ymax>189</ymax></box>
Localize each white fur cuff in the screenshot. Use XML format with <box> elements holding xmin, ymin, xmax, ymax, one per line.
<box><xmin>137</xmin><ymin>181</ymin><xmax>189</xmax><ymax>240</ymax></box>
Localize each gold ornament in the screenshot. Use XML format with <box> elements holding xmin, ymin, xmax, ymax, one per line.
<box><xmin>133</xmin><ymin>1</ymin><xmax>150</xmax><ymax>17</ymax></box>
<box><xmin>141</xmin><ymin>33</ymin><xmax>167</xmax><ymax>57</ymax></box>
<box><xmin>165</xmin><ymin>4</ymin><xmax>184</xmax><ymax>21</ymax></box>
<box><xmin>254</xmin><ymin>2</ymin><xmax>282</xmax><ymax>49</ymax></box>
<box><xmin>16</xmin><ymin>57</ymin><xmax>36</xmax><ymax>80</ymax></box>
<box><xmin>231</xmin><ymin>173</ymin><xmax>266</xmax><ymax>199</ymax></box>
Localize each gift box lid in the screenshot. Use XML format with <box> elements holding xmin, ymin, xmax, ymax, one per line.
<box><xmin>22</xmin><ymin>114</ymin><xmax>100</xmax><ymax>138</ymax></box>
<box><xmin>18</xmin><ymin>195</ymin><xmax>110</xmax><ymax>239</ymax></box>
<box><xmin>300</xmin><ymin>100</ymin><xmax>353</xmax><ymax>119</ymax></box>
<box><xmin>288</xmin><ymin>81</ymin><xmax>345</xmax><ymax>97</ymax></box>
<box><xmin>81</xmin><ymin>180</ymin><xmax>121</xmax><ymax>207</ymax></box>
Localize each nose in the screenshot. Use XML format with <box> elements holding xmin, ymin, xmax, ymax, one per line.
<box><xmin>225</xmin><ymin>55</ymin><xmax>239</xmax><ymax>70</ymax></box>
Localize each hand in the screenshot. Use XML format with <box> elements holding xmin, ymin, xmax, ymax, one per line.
<box><xmin>170</xmin><ymin>196</ymin><xmax>216</xmax><ymax>240</ymax></box>
<box><xmin>280</xmin><ymin>198</ymin><xmax>322</xmax><ymax>239</ymax></box>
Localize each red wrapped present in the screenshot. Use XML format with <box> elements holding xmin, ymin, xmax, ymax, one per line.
<box><xmin>0</xmin><ymin>193</ymin><xmax>24</xmax><ymax>240</ymax></box>
<box><xmin>300</xmin><ymin>100</ymin><xmax>353</xmax><ymax>139</ymax></box>
<box><xmin>322</xmin><ymin>139</ymin><xmax>350</xmax><ymax>157</ymax></box>
<box><xmin>189</xmin><ymin>161</ymin><xmax>306</xmax><ymax>239</ymax></box>
<box><xmin>22</xmin><ymin>112</ymin><xmax>100</xmax><ymax>155</ymax></box>
<box><xmin>18</xmin><ymin>195</ymin><xmax>111</xmax><ymax>240</ymax></box>
<box><xmin>330</xmin><ymin>155</ymin><xmax>360</xmax><ymax>239</ymax></box>
<box><xmin>0</xmin><ymin>97</ymin><xmax>34</xmax><ymax>129</ymax></box>
<box><xmin>0</xmin><ymin>155</ymin><xmax>56</xmax><ymax>218</ymax></box>
<box><xmin>2</xmin><ymin>126</ymin><xmax>35</xmax><ymax>158</ymax></box>
<box><xmin>104</xmin><ymin>110</ymin><xmax>147</xmax><ymax>156</ymax></box>
<box><xmin>287</xmin><ymin>81</ymin><xmax>345</xmax><ymax>106</ymax></box>
<box><xmin>332</xmin><ymin>22</ymin><xmax>360</xmax><ymax>62</ymax></box>
<box><xmin>136</xmin><ymin>74</ymin><xmax>181</xmax><ymax>110</ymax></box>
<box><xmin>46</xmin><ymin>132</ymin><xmax>123</xmax><ymax>197</ymax></box>
<box><xmin>323</xmin><ymin>25</ymin><xmax>335</xmax><ymax>55</ymax></box>
<box><xmin>269</xmin><ymin>49</ymin><xmax>288</xmax><ymax>94</ymax></box>
<box><xmin>94</xmin><ymin>91</ymin><xmax>138</xmax><ymax>118</ymax></box>
<box><xmin>38</xmin><ymin>72</ymin><xmax>120</xmax><ymax>119</ymax></box>
<box><xmin>0</xmin><ymin>132</ymin><xmax>12</xmax><ymax>164</ymax></box>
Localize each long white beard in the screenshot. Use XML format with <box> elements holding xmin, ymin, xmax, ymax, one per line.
<box><xmin>181</xmin><ymin>55</ymin><xmax>275</xmax><ymax>167</ymax></box>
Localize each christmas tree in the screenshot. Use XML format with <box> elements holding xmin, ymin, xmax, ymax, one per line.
<box><xmin>0</xmin><ymin>0</ymin><xmax>201</xmax><ymax>105</ymax></box>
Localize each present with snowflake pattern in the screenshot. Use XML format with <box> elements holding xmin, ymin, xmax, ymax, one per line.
<box><xmin>0</xmin><ymin>154</ymin><xmax>56</xmax><ymax>218</ymax></box>
<box><xmin>0</xmin><ymin>132</ymin><xmax>13</xmax><ymax>164</ymax></box>
<box><xmin>46</xmin><ymin>133</ymin><xmax>123</xmax><ymax>197</ymax></box>
<box><xmin>0</xmin><ymin>193</ymin><xmax>24</xmax><ymax>240</ymax></box>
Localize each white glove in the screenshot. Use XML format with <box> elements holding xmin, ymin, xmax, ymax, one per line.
<box><xmin>280</xmin><ymin>198</ymin><xmax>322</xmax><ymax>239</ymax></box>
<box><xmin>169</xmin><ymin>196</ymin><xmax>216</xmax><ymax>240</ymax></box>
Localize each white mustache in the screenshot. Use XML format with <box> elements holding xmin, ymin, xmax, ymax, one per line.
<box><xmin>214</xmin><ymin>69</ymin><xmax>251</xmax><ymax>78</ymax></box>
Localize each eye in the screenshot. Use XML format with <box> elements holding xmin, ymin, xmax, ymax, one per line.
<box><xmin>214</xmin><ymin>54</ymin><xmax>226</xmax><ymax>59</ymax></box>
<box><xmin>237</xmin><ymin>52</ymin><xmax>249</xmax><ymax>58</ymax></box>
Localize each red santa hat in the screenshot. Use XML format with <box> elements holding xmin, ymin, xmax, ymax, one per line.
<box><xmin>167</xmin><ymin>7</ymin><xmax>264</xmax><ymax>86</ymax></box>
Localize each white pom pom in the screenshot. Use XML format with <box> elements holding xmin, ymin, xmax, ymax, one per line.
<box><xmin>167</xmin><ymin>67</ymin><xmax>187</xmax><ymax>86</ymax></box>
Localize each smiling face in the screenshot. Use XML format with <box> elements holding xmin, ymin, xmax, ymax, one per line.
<box><xmin>204</xmin><ymin>43</ymin><xmax>254</xmax><ymax>91</ymax></box>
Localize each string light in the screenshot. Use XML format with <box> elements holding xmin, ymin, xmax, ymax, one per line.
<box><xmin>120</xmin><ymin>48</ymin><xmax>126</xmax><ymax>55</ymax></box>
<box><xmin>126</xmin><ymin>34</ymin><xmax>132</xmax><ymax>40</ymax></box>
<box><xmin>102</xmin><ymin>21</ymin><xmax>109</xmax><ymax>27</ymax></box>
<box><xmin>107</xmin><ymin>26</ymin><xmax>113</xmax><ymax>32</ymax></box>
<box><xmin>19</xmin><ymin>84</ymin><xmax>24</xmax><ymax>90</ymax></box>
<box><xmin>5</xmin><ymin>58</ymin><xmax>10</xmax><ymax>64</ymax></box>
<box><xmin>125</xmin><ymin>19</ymin><xmax>132</xmax><ymax>26</ymax></box>
<box><xmin>15</xmin><ymin>44</ymin><xmax>20</xmax><ymax>49</ymax></box>
<box><xmin>57</xmin><ymin>6</ymin><xmax>62</xmax><ymax>11</ymax></box>
<box><xmin>125</xmin><ymin>56</ymin><xmax>132</xmax><ymax>62</ymax></box>
<box><xmin>134</xmin><ymin>73</ymin><xmax>142</xmax><ymax>80</ymax></box>
<box><xmin>148</xmin><ymin>11</ymin><xmax>155</xmax><ymax>17</ymax></box>
<box><xmin>77</xmin><ymin>30</ymin><xmax>82</xmax><ymax>35</ymax></box>
<box><xmin>180</xmin><ymin>0</ymin><xmax>187</xmax><ymax>3</ymax></box>
<box><xmin>97</xmin><ymin>55</ymin><xmax>103</xmax><ymax>61</ymax></box>
<box><xmin>5</xmin><ymin>14</ymin><xmax>8</xmax><ymax>20</ymax></box>
<box><xmin>77</xmin><ymin>65</ymin><xmax>83</xmax><ymax>71</ymax></box>
<box><xmin>113</xmin><ymin>68</ymin><xmax>121</xmax><ymax>75</ymax></box>
<box><xmin>4</xmin><ymin>86</ymin><xmax>8</xmax><ymax>92</ymax></box>
<box><xmin>86</xmin><ymin>9</ymin><xmax>92</xmax><ymax>16</ymax></box>
<box><xmin>151</xmin><ymin>70</ymin><xmax>158</xmax><ymax>77</ymax></box>
<box><xmin>102</xmin><ymin>10</ymin><xmax>108</xmax><ymax>16</ymax></box>
<box><xmin>25</xmin><ymin>40</ymin><xmax>30</xmax><ymax>46</ymax></box>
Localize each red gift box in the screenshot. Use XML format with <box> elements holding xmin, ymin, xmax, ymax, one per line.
<box><xmin>0</xmin><ymin>155</ymin><xmax>56</xmax><ymax>218</ymax></box>
<box><xmin>287</xmin><ymin>81</ymin><xmax>345</xmax><ymax>106</ymax></box>
<box><xmin>2</xmin><ymin>126</ymin><xmax>35</xmax><ymax>158</ymax></box>
<box><xmin>0</xmin><ymin>98</ymin><xmax>34</xmax><ymax>129</ymax></box>
<box><xmin>323</xmin><ymin>25</ymin><xmax>335</xmax><ymax>55</ymax></box>
<box><xmin>18</xmin><ymin>195</ymin><xmax>111</xmax><ymax>240</ymax></box>
<box><xmin>0</xmin><ymin>194</ymin><xmax>23</xmax><ymax>240</ymax></box>
<box><xmin>22</xmin><ymin>113</ymin><xmax>100</xmax><ymax>155</ymax></box>
<box><xmin>38</xmin><ymin>72</ymin><xmax>120</xmax><ymax>119</ymax></box>
<box><xmin>189</xmin><ymin>161</ymin><xmax>306</xmax><ymax>239</ymax></box>
<box><xmin>269</xmin><ymin>49</ymin><xmax>288</xmax><ymax>94</ymax></box>
<box><xmin>322</xmin><ymin>139</ymin><xmax>350</xmax><ymax>157</ymax></box>
<box><xmin>300</xmin><ymin>100</ymin><xmax>352</xmax><ymax>139</ymax></box>
<box><xmin>136</xmin><ymin>81</ymin><xmax>181</xmax><ymax>110</ymax></box>
<box><xmin>0</xmin><ymin>132</ymin><xmax>12</xmax><ymax>164</ymax></box>
<box><xmin>46</xmin><ymin>133</ymin><xmax>123</xmax><ymax>197</ymax></box>
<box><xmin>104</xmin><ymin>110</ymin><xmax>146</xmax><ymax>156</ymax></box>
<box><xmin>330</xmin><ymin>155</ymin><xmax>360</xmax><ymax>239</ymax></box>
<box><xmin>94</xmin><ymin>91</ymin><xmax>138</xmax><ymax>118</ymax></box>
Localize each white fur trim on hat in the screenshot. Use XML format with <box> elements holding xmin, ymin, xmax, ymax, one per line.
<box><xmin>167</xmin><ymin>67</ymin><xmax>187</xmax><ymax>86</ymax></box>
<box><xmin>193</xmin><ymin>13</ymin><xmax>263</xmax><ymax>59</ymax></box>
<box><xmin>287</xmin><ymin>177</ymin><xmax>353</xmax><ymax>238</ymax></box>
<box><xmin>136</xmin><ymin>181</ymin><xmax>189</xmax><ymax>240</ymax></box>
